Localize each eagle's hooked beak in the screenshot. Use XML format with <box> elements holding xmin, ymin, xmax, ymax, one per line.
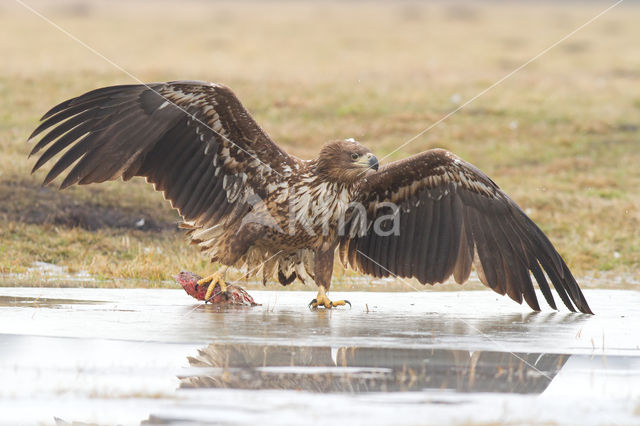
<box><xmin>358</xmin><ymin>152</ymin><xmax>379</xmax><ymax>171</ymax></box>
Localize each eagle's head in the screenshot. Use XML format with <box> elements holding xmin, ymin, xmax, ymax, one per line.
<box><xmin>316</xmin><ymin>139</ymin><xmax>379</xmax><ymax>185</ymax></box>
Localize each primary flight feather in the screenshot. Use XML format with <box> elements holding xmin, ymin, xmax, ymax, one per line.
<box><xmin>28</xmin><ymin>80</ymin><xmax>592</xmax><ymax>313</ymax></box>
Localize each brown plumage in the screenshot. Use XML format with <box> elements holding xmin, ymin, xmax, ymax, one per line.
<box><xmin>27</xmin><ymin>80</ymin><xmax>592</xmax><ymax>313</ymax></box>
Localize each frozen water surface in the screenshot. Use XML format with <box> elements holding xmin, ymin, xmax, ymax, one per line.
<box><xmin>0</xmin><ymin>287</ymin><xmax>639</xmax><ymax>425</ymax></box>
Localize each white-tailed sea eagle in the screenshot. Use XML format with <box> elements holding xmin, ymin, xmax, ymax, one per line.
<box><xmin>27</xmin><ymin>81</ymin><xmax>593</xmax><ymax>313</ymax></box>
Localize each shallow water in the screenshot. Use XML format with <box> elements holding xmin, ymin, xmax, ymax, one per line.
<box><xmin>0</xmin><ymin>287</ymin><xmax>639</xmax><ymax>425</ymax></box>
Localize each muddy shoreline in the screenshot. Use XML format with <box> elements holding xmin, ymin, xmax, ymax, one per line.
<box><xmin>0</xmin><ymin>179</ymin><xmax>179</xmax><ymax>231</ymax></box>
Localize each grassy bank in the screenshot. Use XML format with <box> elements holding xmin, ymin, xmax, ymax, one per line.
<box><xmin>1</xmin><ymin>1</ymin><xmax>639</xmax><ymax>288</ymax></box>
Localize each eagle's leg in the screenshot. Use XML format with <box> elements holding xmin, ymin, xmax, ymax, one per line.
<box><xmin>196</xmin><ymin>223</ymin><xmax>265</xmax><ymax>302</ymax></box>
<box><xmin>309</xmin><ymin>248</ymin><xmax>350</xmax><ymax>309</ymax></box>
<box><xmin>198</xmin><ymin>265</ymin><xmax>229</xmax><ymax>302</ymax></box>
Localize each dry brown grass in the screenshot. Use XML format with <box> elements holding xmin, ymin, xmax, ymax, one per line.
<box><xmin>1</xmin><ymin>0</ymin><xmax>639</xmax><ymax>288</ymax></box>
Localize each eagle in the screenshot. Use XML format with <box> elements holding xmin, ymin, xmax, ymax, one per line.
<box><xmin>27</xmin><ymin>80</ymin><xmax>592</xmax><ymax>314</ymax></box>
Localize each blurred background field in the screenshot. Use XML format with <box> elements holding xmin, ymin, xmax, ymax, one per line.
<box><xmin>0</xmin><ymin>0</ymin><xmax>638</xmax><ymax>289</ymax></box>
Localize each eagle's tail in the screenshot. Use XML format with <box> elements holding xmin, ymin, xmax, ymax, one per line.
<box><xmin>277</xmin><ymin>270</ymin><xmax>297</xmax><ymax>286</ymax></box>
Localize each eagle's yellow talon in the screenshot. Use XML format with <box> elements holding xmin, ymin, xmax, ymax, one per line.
<box><xmin>197</xmin><ymin>266</ymin><xmax>229</xmax><ymax>301</ymax></box>
<box><xmin>330</xmin><ymin>300</ymin><xmax>351</xmax><ymax>308</ymax></box>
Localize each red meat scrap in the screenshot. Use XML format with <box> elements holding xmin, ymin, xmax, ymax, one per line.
<box><xmin>175</xmin><ymin>271</ymin><xmax>259</xmax><ymax>306</ymax></box>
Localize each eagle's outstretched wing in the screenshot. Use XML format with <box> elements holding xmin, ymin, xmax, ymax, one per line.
<box><xmin>339</xmin><ymin>149</ymin><xmax>592</xmax><ymax>314</ymax></box>
<box><xmin>28</xmin><ymin>81</ymin><xmax>295</xmax><ymax>227</ymax></box>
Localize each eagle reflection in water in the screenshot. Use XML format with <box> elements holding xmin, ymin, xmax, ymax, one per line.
<box><xmin>179</xmin><ymin>343</ymin><xmax>568</xmax><ymax>394</ymax></box>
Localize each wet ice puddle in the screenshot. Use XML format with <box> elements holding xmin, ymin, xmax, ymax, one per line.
<box><xmin>0</xmin><ymin>287</ymin><xmax>639</xmax><ymax>424</ymax></box>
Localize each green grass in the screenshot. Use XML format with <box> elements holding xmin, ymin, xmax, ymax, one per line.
<box><xmin>1</xmin><ymin>0</ymin><xmax>639</xmax><ymax>288</ymax></box>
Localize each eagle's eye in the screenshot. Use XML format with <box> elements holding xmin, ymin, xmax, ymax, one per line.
<box><xmin>351</xmin><ymin>153</ymin><xmax>359</xmax><ymax>160</ymax></box>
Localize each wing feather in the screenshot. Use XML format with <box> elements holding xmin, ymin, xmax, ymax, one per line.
<box><xmin>373</xmin><ymin>225</ymin><xmax>387</xmax><ymax>278</ymax></box>
<box><xmin>172</xmin><ymin>143</ymin><xmax>209</xmax><ymax>205</ymax></box>
<box><xmin>436</xmin><ymin>192</ymin><xmax>458</xmax><ymax>282</ymax></box>
<box><xmin>29</xmin><ymin>107</ymin><xmax>98</xmax><ymax>157</ymax></box>
<box><xmin>453</xmin><ymin>212</ymin><xmax>474</xmax><ymax>284</ymax></box>
<box><xmin>416</xmin><ymin>192</ymin><xmax>434</xmax><ymax>283</ymax></box>
<box><xmin>362</xmin><ymin>229</ymin><xmax>377</xmax><ymax>276</ymax></box>
<box><xmin>422</xmin><ymin>193</ymin><xmax>440</xmax><ymax>283</ymax></box>
<box><xmin>174</xmin><ymin>154</ymin><xmax>212</xmax><ymax>211</ymax></box>
<box><xmin>434</xmin><ymin>196</ymin><xmax>451</xmax><ymax>282</ymax></box>
<box><xmin>200</xmin><ymin>180</ymin><xmax>228</xmax><ymax>224</ymax></box>
<box><xmin>186</xmin><ymin>171</ymin><xmax>219</xmax><ymax>220</ymax></box>
<box><xmin>402</xmin><ymin>203</ymin><xmax>418</xmax><ymax>277</ymax></box>
<box><xmin>340</xmin><ymin>149</ymin><xmax>592</xmax><ymax>314</ymax></box>
<box><xmin>472</xmin><ymin>212</ymin><xmax>505</xmax><ymax>295</ymax></box>
<box><xmin>42</xmin><ymin>133</ymin><xmax>93</xmax><ymax>186</ymax></box>
<box><xmin>181</xmin><ymin>158</ymin><xmax>216</xmax><ymax>215</ymax></box>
